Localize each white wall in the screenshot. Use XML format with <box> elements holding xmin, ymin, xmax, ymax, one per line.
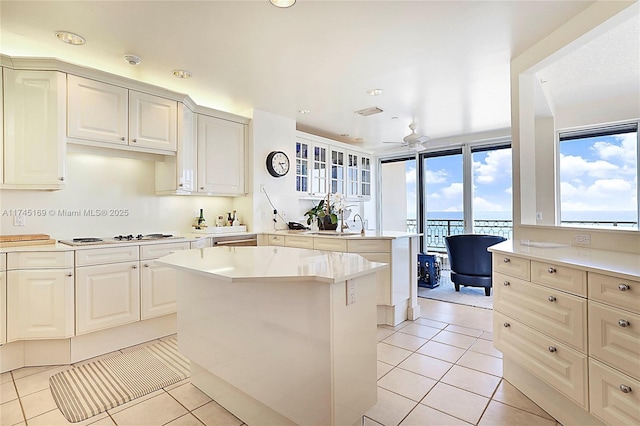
<box><xmin>0</xmin><ymin>151</ymin><xmax>235</xmax><ymax>239</ymax></box>
<box><xmin>381</xmin><ymin>161</ymin><xmax>409</xmax><ymax>232</ymax></box>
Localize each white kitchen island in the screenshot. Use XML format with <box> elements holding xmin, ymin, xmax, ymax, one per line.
<box><xmin>158</xmin><ymin>246</ymin><xmax>387</xmax><ymax>426</ymax></box>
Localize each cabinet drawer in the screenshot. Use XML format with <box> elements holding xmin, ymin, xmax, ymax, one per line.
<box><xmin>588</xmin><ymin>301</ymin><xmax>640</xmax><ymax>379</ymax></box>
<box><xmin>493</xmin><ymin>254</ymin><xmax>530</xmax><ymax>280</ymax></box>
<box><xmin>531</xmin><ymin>261</ymin><xmax>586</xmax><ymax>297</ymax></box>
<box><xmin>76</xmin><ymin>246</ymin><xmax>139</xmax><ymax>266</ymax></box>
<box><xmin>268</xmin><ymin>235</ymin><xmax>285</xmax><ymax>247</ymax></box>
<box><xmin>140</xmin><ymin>242</ymin><xmax>190</xmax><ymax>260</ymax></box>
<box><xmin>493</xmin><ymin>312</ymin><xmax>588</xmax><ymax>408</ymax></box>
<box><xmin>589</xmin><ymin>272</ymin><xmax>640</xmax><ymax>315</ymax></box>
<box><xmin>284</xmin><ymin>235</ymin><xmax>314</xmax><ymax>249</ymax></box>
<box><xmin>347</xmin><ymin>239</ymin><xmax>390</xmax><ymax>253</ymax></box>
<box><xmin>190</xmin><ymin>238</ymin><xmax>211</xmax><ymax>249</ymax></box>
<box><xmin>589</xmin><ymin>358</ymin><xmax>640</xmax><ymax>425</ymax></box>
<box><xmin>494</xmin><ymin>272</ymin><xmax>587</xmax><ymax>351</ymax></box>
<box><xmin>0</xmin><ymin>253</ymin><xmax>6</xmax><ymax>271</ymax></box>
<box><xmin>7</xmin><ymin>251</ymin><xmax>74</xmax><ymax>269</ymax></box>
<box><xmin>313</xmin><ymin>238</ymin><xmax>347</xmax><ymax>252</ymax></box>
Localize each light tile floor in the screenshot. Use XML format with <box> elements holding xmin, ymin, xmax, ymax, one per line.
<box><xmin>1</xmin><ymin>299</ymin><xmax>560</xmax><ymax>426</ymax></box>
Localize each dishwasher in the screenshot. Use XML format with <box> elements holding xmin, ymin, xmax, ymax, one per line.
<box><xmin>211</xmin><ymin>234</ymin><xmax>258</xmax><ymax>247</ymax></box>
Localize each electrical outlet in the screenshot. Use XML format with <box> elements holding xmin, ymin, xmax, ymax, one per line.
<box><xmin>14</xmin><ymin>214</ymin><xmax>25</xmax><ymax>226</ymax></box>
<box><xmin>346</xmin><ymin>280</ymin><xmax>356</xmax><ymax>305</ymax></box>
<box><xmin>573</xmin><ymin>233</ymin><xmax>591</xmax><ymax>245</ymax></box>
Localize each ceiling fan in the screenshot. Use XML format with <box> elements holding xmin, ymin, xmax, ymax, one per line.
<box><xmin>382</xmin><ymin>122</ymin><xmax>431</xmax><ymax>151</ymax></box>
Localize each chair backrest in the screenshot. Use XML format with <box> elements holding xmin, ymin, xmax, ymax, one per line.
<box><xmin>444</xmin><ymin>234</ymin><xmax>507</xmax><ymax>276</ymax></box>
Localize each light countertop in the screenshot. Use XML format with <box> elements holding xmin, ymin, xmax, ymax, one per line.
<box><xmin>268</xmin><ymin>230</ymin><xmax>421</xmax><ymax>239</ymax></box>
<box><xmin>157</xmin><ymin>246</ymin><xmax>388</xmax><ymax>283</ymax></box>
<box><xmin>489</xmin><ymin>240</ymin><xmax>640</xmax><ymax>280</ymax></box>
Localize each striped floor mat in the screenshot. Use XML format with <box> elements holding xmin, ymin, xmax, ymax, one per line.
<box><xmin>49</xmin><ymin>338</ymin><xmax>189</xmax><ymax>423</ymax></box>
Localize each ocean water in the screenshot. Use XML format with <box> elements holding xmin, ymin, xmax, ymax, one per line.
<box><xmin>422</xmin><ymin>211</ymin><xmax>638</xmax><ymax>223</ymax></box>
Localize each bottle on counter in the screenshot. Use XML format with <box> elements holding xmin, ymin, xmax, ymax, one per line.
<box><xmin>227</xmin><ymin>212</ymin><xmax>233</xmax><ymax>226</ymax></box>
<box><xmin>196</xmin><ymin>209</ymin><xmax>206</xmax><ymax>229</ymax></box>
<box><xmin>232</xmin><ymin>210</ymin><xmax>239</xmax><ymax>226</ymax></box>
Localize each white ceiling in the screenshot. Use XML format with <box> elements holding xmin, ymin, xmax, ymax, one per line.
<box><xmin>1</xmin><ymin>0</ymin><xmax>618</xmax><ymax>151</ymax></box>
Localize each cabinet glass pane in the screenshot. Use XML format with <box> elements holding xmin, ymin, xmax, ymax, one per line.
<box><xmin>312</xmin><ymin>146</ymin><xmax>328</xmax><ymax>194</ymax></box>
<box><xmin>361</xmin><ymin>157</ymin><xmax>371</xmax><ymax>196</ymax></box>
<box><xmin>296</xmin><ymin>142</ymin><xmax>310</xmax><ymax>193</ymax></box>
<box><xmin>347</xmin><ymin>153</ymin><xmax>359</xmax><ymax>196</ymax></box>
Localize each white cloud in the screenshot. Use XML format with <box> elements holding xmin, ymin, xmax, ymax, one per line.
<box><xmin>560</xmin><ymin>154</ymin><xmax>619</xmax><ymax>179</ymax></box>
<box><xmin>429</xmin><ymin>192</ymin><xmax>441</xmax><ymax>199</ymax></box>
<box><xmin>504</xmin><ymin>186</ymin><xmax>512</xmax><ymax>194</ymax></box>
<box><xmin>561</xmin><ymin>178</ymin><xmax>636</xmax><ymax>211</ymax></box>
<box><xmin>445</xmin><ymin>206</ymin><xmax>462</xmax><ymax>212</ymax></box>
<box><xmin>473</xmin><ymin>149</ymin><xmax>512</xmax><ymax>184</ymax></box>
<box><xmin>425</xmin><ymin>169</ymin><xmax>448</xmax><ymax>184</ymax></box>
<box><xmin>592</xmin><ymin>133</ymin><xmax>637</xmax><ymax>166</ymax></box>
<box><xmin>406</xmin><ymin>167</ymin><xmax>416</xmax><ymax>184</ymax></box>
<box><xmin>442</xmin><ymin>182</ymin><xmax>463</xmax><ymax>198</ymax></box>
<box><xmin>473</xmin><ymin>196</ymin><xmax>504</xmax><ymax>211</ymax></box>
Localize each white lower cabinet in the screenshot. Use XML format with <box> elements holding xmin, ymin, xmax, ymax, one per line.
<box><xmin>589</xmin><ymin>358</ymin><xmax>640</xmax><ymax>425</ymax></box>
<box><xmin>1</xmin><ymin>253</ymin><xmax>7</xmax><ymax>344</ymax></box>
<box><xmin>140</xmin><ymin>260</ymin><xmax>178</xmax><ymax>319</ymax></box>
<box><xmin>76</xmin><ymin>261</ymin><xmax>140</xmax><ymax>335</ymax></box>
<box><xmin>7</xmin><ymin>269</ymin><xmax>74</xmax><ymax>340</ymax></box>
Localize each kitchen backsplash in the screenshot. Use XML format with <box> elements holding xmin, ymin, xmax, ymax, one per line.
<box><xmin>0</xmin><ymin>152</ymin><xmax>238</xmax><ymax>239</ymax></box>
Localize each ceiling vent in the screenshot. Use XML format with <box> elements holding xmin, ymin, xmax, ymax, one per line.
<box><xmin>355</xmin><ymin>106</ymin><xmax>383</xmax><ymax>116</ymax></box>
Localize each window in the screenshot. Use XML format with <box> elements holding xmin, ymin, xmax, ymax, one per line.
<box><xmin>559</xmin><ymin>122</ymin><xmax>639</xmax><ymax>230</ymax></box>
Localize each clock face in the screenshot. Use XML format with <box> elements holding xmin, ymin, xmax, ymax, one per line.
<box><xmin>266</xmin><ymin>151</ymin><xmax>290</xmax><ymax>177</ymax></box>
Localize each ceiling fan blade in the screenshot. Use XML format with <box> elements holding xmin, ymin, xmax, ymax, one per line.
<box><xmin>415</xmin><ymin>135</ymin><xmax>431</xmax><ymax>144</ymax></box>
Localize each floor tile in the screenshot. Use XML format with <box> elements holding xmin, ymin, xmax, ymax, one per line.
<box><xmin>167</xmin><ymin>382</ymin><xmax>212</xmax><ymax>411</ymax></box>
<box><xmin>416</xmin><ymin>341</ymin><xmax>466</xmax><ymax>364</ymax></box>
<box><xmin>478</xmin><ymin>400</ymin><xmax>556</xmax><ymax>426</ymax></box>
<box><xmin>377</xmin><ymin>361</ymin><xmax>394</xmax><ymax>380</ymax></box>
<box><xmin>397</xmin><ymin>323</ymin><xmax>441</xmax><ymax>340</ymax></box>
<box><xmin>165</xmin><ymin>413</ymin><xmax>206</xmax><ymax>426</ymax></box>
<box><xmin>456</xmin><ymin>350</ymin><xmax>503</xmax><ymax>377</ymax></box>
<box><xmin>431</xmin><ymin>330</ymin><xmax>477</xmax><ymax>349</ymax></box>
<box><xmin>479</xmin><ymin>331</ymin><xmax>494</xmax><ymax>341</ymax></box>
<box><xmin>164</xmin><ymin>378</ymin><xmax>191</xmax><ymax>391</ymax></box>
<box><xmin>20</xmin><ymin>387</ymin><xmax>58</xmax><ymax>420</ymax></box>
<box><xmin>492</xmin><ymin>379</ymin><xmax>554</xmax><ymax>420</ymax></box>
<box><xmin>14</xmin><ymin>365</ymin><xmax>69</xmax><ymax>398</ymax></box>
<box><xmin>87</xmin><ymin>416</ymin><xmax>117</xmax><ymax>426</ymax></box>
<box><xmin>444</xmin><ymin>324</ymin><xmax>483</xmax><ymax>337</ymax></box>
<box><xmin>119</xmin><ymin>339</ymin><xmax>160</xmax><ymax>354</ymax></box>
<box><xmin>400</xmin><ymin>404</ymin><xmax>472</xmax><ymax>425</ymax></box>
<box><xmin>377</xmin><ymin>327</ymin><xmax>396</xmax><ymax>341</ymax></box>
<box><xmin>418</xmin><ymin>299</ymin><xmax>493</xmax><ymax>332</ymax></box>
<box><xmin>191</xmin><ymin>400</ymin><xmax>243</xmax><ymax>426</ymax></box>
<box><xmin>10</xmin><ymin>365</ymin><xmax>56</xmax><ymax>380</ymax></box>
<box><xmin>382</xmin><ymin>332</ymin><xmax>428</xmax><ymax>351</ymax></box>
<box><xmin>378</xmin><ymin>368</ymin><xmax>437</xmax><ymax>402</ymax></box>
<box><xmin>414</xmin><ymin>318</ymin><xmax>448</xmax><ymax>329</ymax></box>
<box><xmin>1</xmin><ymin>372</ymin><xmax>12</xmax><ymax>384</ymax></box>
<box><xmin>397</xmin><ymin>353</ymin><xmax>453</xmax><ymax>381</ymax></box>
<box><xmin>440</xmin><ymin>365</ymin><xmax>501</xmax><ymax>397</ymax></box>
<box><xmin>0</xmin><ymin>380</ymin><xmax>18</xmax><ymax>403</ymax></box>
<box><xmin>1</xmin><ymin>399</ymin><xmax>25</xmax><ymax>425</ymax></box>
<box><xmin>376</xmin><ymin>342</ymin><xmax>413</xmax><ymax>366</ymax></box>
<box><xmin>27</xmin><ymin>409</ymin><xmax>110</xmax><ymax>426</ymax></box>
<box><xmin>110</xmin><ymin>392</ymin><xmax>188</xmax><ymax>425</ymax></box>
<box><xmin>363</xmin><ymin>416</ymin><xmax>384</xmax><ymax>425</ymax></box>
<box><xmin>420</xmin><ymin>382</ymin><xmax>489</xmax><ymax>424</ymax></box>
<box><xmin>365</xmin><ymin>387</ymin><xmax>417</xmax><ymax>426</ymax></box>
<box><xmin>468</xmin><ymin>338</ymin><xmax>502</xmax><ymax>358</ymax></box>
<box><xmin>381</xmin><ymin>321</ymin><xmax>413</xmax><ymax>331</ymax></box>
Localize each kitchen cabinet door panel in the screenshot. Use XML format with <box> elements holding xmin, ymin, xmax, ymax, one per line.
<box><xmin>3</xmin><ymin>69</ymin><xmax>66</xmax><ymax>187</ymax></box>
<box><xmin>7</xmin><ymin>269</ymin><xmax>74</xmax><ymax>340</ymax></box>
<box><xmin>129</xmin><ymin>91</ymin><xmax>177</xmax><ymax>151</ymax></box>
<box><xmin>0</xmin><ymin>271</ymin><xmax>6</xmax><ymax>344</ymax></box>
<box><xmin>67</xmin><ymin>75</ymin><xmax>128</xmax><ymax>144</ymax></box>
<box><xmin>141</xmin><ymin>260</ymin><xmax>177</xmax><ymax>319</ymax></box>
<box><xmin>76</xmin><ymin>262</ymin><xmax>140</xmax><ymax>334</ymax></box>
<box><xmin>197</xmin><ymin>115</ymin><xmax>246</xmax><ymax>195</ymax></box>
<box><xmin>589</xmin><ymin>358</ymin><xmax>640</xmax><ymax>425</ymax></box>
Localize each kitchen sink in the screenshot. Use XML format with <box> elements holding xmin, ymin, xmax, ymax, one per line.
<box><xmin>306</xmin><ymin>231</ymin><xmax>361</xmax><ymax>237</ymax></box>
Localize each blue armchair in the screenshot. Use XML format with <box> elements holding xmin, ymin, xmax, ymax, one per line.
<box><xmin>444</xmin><ymin>234</ymin><xmax>507</xmax><ymax>296</ymax></box>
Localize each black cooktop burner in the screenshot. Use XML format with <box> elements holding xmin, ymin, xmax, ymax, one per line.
<box><xmin>72</xmin><ymin>238</ymin><xmax>103</xmax><ymax>243</ymax></box>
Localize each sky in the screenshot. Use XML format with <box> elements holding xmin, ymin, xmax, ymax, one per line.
<box><xmin>403</xmin><ymin>131</ymin><xmax>638</xmax><ymax>223</ymax></box>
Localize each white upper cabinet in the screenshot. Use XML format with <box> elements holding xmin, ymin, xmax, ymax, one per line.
<box><xmin>329</xmin><ymin>147</ymin><xmax>346</xmax><ymax>196</ymax></box>
<box><xmin>197</xmin><ymin>114</ymin><xmax>246</xmax><ymax>195</ymax></box>
<box><xmin>310</xmin><ymin>143</ymin><xmax>329</xmax><ymax>197</ymax></box>
<box><xmin>68</xmin><ymin>75</ymin><xmax>177</xmax><ymax>153</ymax></box>
<box><xmin>67</xmin><ymin>75</ymin><xmax>128</xmax><ymax>145</ymax></box>
<box><xmin>346</xmin><ymin>151</ymin><xmax>360</xmax><ymax>199</ymax></box>
<box><xmin>295</xmin><ymin>139</ymin><xmax>310</xmax><ymax>195</ymax></box>
<box><xmin>360</xmin><ymin>155</ymin><xmax>372</xmax><ymax>199</ymax></box>
<box><xmin>0</xmin><ymin>68</ymin><xmax>4</xmax><ymax>184</ymax></box>
<box><xmin>3</xmin><ymin>69</ymin><xmax>66</xmax><ymax>189</ymax></box>
<box><xmin>129</xmin><ymin>90</ymin><xmax>177</xmax><ymax>151</ymax></box>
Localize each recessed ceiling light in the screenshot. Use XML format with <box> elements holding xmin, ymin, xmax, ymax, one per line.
<box><xmin>367</xmin><ymin>89</ymin><xmax>383</xmax><ymax>96</ymax></box>
<box><xmin>173</xmin><ymin>69</ymin><xmax>192</xmax><ymax>79</ymax></box>
<box><xmin>55</xmin><ymin>31</ymin><xmax>85</xmax><ymax>45</ymax></box>
<box><xmin>270</xmin><ymin>0</ymin><xmax>296</xmax><ymax>8</ymax></box>
<box><xmin>123</xmin><ymin>54</ymin><xmax>142</xmax><ymax>66</ymax></box>
<box><xmin>298</xmin><ymin>109</ymin><xmax>311</xmax><ymax>114</ymax></box>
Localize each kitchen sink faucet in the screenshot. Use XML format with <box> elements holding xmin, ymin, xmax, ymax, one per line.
<box><xmin>353</xmin><ymin>214</ymin><xmax>365</xmax><ymax>236</ymax></box>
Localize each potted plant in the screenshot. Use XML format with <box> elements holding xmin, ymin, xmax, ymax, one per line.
<box><xmin>304</xmin><ymin>199</ymin><xmax>338</xmax><ymax>230</ymax></box>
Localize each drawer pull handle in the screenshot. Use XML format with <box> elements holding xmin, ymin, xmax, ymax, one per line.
<box><xmin>144</xmin><ymin>263</ymin><xmax>150</xmax><ymax>268</ymax></box>
<box><xmin>66</xmin><ymin>272</ymin><xmax>73</xmax><ymax>277</ymax></box>
<box><xmin>132</xmin><ymin>138</ymin><xmax>137</xmax><ymax>143</ymax></box>
<box><xmin>132</xmin><ymin>265</ymin><xmax>138</xmax><ymax>269</ymax></box>
<box><xmin>618</xmin><ymin>283</ymin><xmax>630</xmax><ymax>291</ymax></box>
<box><xmin>503</xmin><ymin>322</ymin><xmax>510</xmax><ymax>328</ymax></box>
<box><xmin>547</xmin><ymin>267</ymin><xmax>556</xmax><ymax>274</ymax></box>
<box><xmin>548</xmin><ymin>346</ymin><xmax>557</xmax><ymax>353</ymax></box>
<box><xmin>547</xmin><ymin>296</ymin><xmax>557</xmax><ymax>302</ymax></box>
<box><xmin>618</xmin><ymin>319</ymin><xmax>630</xmax><ymax>328</ymax></box>
<box><xmin>503</xmin><ymin>281</ymin><xmax>510</xmax><ymax>286</ymax></box>
<box><xmin>503</xmin><ymin>258</ymin><xmax>510</xmax><ymax>263</ymax></box>
<box><xmin>619</xmin><ymin>384</ymin><xmax>632</xmax><ymax>393</ymax></box>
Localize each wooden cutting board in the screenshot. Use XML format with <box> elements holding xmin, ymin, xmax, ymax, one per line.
<box><xmin>0</xmin><ymin>234</ymin><xmax>51</xmax><ymax>242</ymax></box>
<box><xmin>0</xmin><ymin>238</ymin><xmax>57</xmax><ymax>247</ymax></box>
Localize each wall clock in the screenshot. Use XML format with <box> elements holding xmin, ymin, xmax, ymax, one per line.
<box><xmin>266</xmin><ymin>150</ymin><xmax>290</xmax><ymax>177</ymax></box>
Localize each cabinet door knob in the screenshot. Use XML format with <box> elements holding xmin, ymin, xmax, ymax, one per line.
<box><xmin>503</xmin><ymin>322</ymin><xmax>510</xmax><ymax>328</ymax></box>
<box><xmin>618</xmin><ymin>283</ymin><xmax>630</xmax><ymax>291</ymax></box>
<box><xmin>121</xmin><ymin>136</ymin><xmax>125</xmax><ymax>141</ymax></box>
<box><xmin>547</xmin><ymin>296</ymin><xmax>557</xmax><ymax>302</ymax></box>
<box><xmin>548</xmin><ymin>346</ymin><xmax>557</xmax><ymax>353</ymax></box>
<box><xmin>132</xmin><ymin>265</ymin><xmax>138</xmax><ymax>269</ymax></box>
<box><xmin>503</xmin><ymin>258</ymin><xmax>510</xmax><ymax>263</ymax></box>
<box><xmin>200</xmin><ymin>187</ymin><xmax>205</xmax><ymax>190</ymax></box>
<box><xmin>132</xmin><ymin>138</ymin><xmax>137</xmax><ymax>143</ymax></box>
<box><xmin>503</xmin><ymin>281</ymin><xmax>510</xmax><ymax>286</ymax></box>
<box><xmin>144</xmin><ymin>263</ymin><xmax>150</xmax><ymax>268</ymax></box>
<box><xmin>66</xmin><ymin>272</ymin><xmax>73</xmax><ymax>277</ymax></box>
<box><xmin>547</xmin><ymin>267</ymin><xmax>556</xmax><ymax>274</ymax></box>
<box><xmin>178</xmin><ymin>183</ymin><xmax>184</xmax><ymax>187</ymax></box>
<box><xmin>618</xmin><ymin>319</ymin><xmax>630</xmax><ymax>328</ymax></box>
<box><xmin>619</xmin><ymin>384</ymin><xmax>632</xmax><ymax>393</ymax></box>
<box><xmin>59</xmin><ymin>177</ymin><xmax>65</xmax><ymax>181</ymax></box>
